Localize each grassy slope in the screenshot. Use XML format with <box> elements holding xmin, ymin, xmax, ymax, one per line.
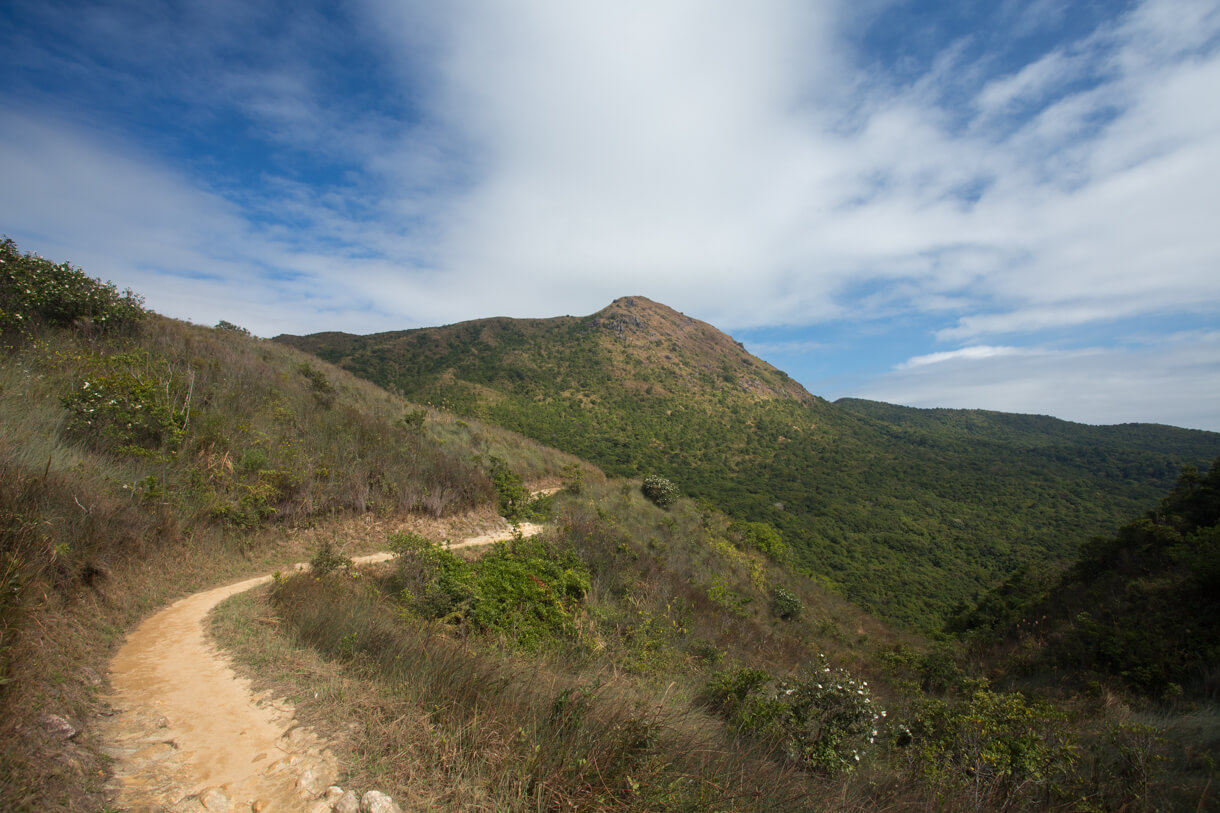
<box><xmin>277</xmin><ymin>298</ymin><xmax>1220</xmax><ymax>629</ymax></box>
<box><xmin>0</xmin><ymin>283</ymin><xmax>582</xmax><ymax>808</ymax></box>
<box><xmin>6</xmin><ymin>243</ymin><xmax>1215</xmax><ymax>810</ymax></box>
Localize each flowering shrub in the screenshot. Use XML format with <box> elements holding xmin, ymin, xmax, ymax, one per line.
<box><xmin>61</xmin><ymin>351</ymin><xmax>187</xmax><ymax>453</ymax></box>
<box><xmin>641</xmin><ymin>475</ymin><xmax>678</xmax><ymax>509</ymax></box>
<box><xmin>702</xmin><ymin>654</ymin><xmax>884</xmax><ymax>773</ymax></box>
<box><xmin>1</xmin><ymin>237</ymin><xmax>144</xmax><ymax>337</ymax></box>
<box><xmin>771</xmin><ymin>585</ymin><xmax>803</xmax><ymax>620</ymax></box>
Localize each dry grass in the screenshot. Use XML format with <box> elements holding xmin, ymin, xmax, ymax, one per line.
<box><xmin>0</xmin><ymin>314</ymin><xmax>581</xmax><ymax>810</ymax></box>
<box><xmin>217</xmin><ymin>569</ymin><xmax>820</xmax><ymax>812</ymax></box>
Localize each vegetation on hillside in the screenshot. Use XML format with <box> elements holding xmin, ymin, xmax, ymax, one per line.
<box><xmin>215</xmin><ymin>476</ymin><xmax>1214</xmax><ymax>810</ymax></box>
<box><xmin>277</xmin><ymin>299</ymin><xmax>1220</xmax><ymax>629</ymax></box>
<box><xmin>0</xmin><ymin>238</ymin><xmax>577</xmax><ymax>809</ymax></box>
<box><xmin>5</xmin><ymin>238</ymin><xmax>1216</xmax><ymax>810</ymax></box>
<box><xmin>957</xmin><ymin>456</ymin><xmax>1220</xmax><ymax>701</ymax></box>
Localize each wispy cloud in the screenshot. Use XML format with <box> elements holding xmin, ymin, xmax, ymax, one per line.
<box><xmin>1</xmin><ymin>0</ymin><xmax>1217</xmax><ymax>427</ymax></box>
<box><xmin>897</xmin><ymin>345</ymin><xmax>1042</xmax><ymax>370</ymax></box>
<box><xmin>852</xmin><ymin>332</ymin><xmax>1220</xmax><ymax>431</ymax></box>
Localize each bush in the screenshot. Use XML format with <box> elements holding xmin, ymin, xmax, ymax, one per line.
<box><xmin>904</xmin><ymin>684</ymin><xmax>1076</xmax><ymax>805</ymax></box>
<box><xmin>1</xmin><ymin>237</ymin><xmax>144</xmax><ymax>337</ymax></box>
<box><xmin>60</xmin><ymin>350</ymin><xmax>188</xmax><ymax>453</ymax></box>
<box><xmin>730</xmin><ymin>520</ymin><xmax>790</xmax><ymax>561</ymax></box>
<box><xmin>641</xmin><ymin>475</ymin><xmax>678</xmax><ymax>509</ymax></box>
<box><xmin>771</xmin><ymin>585</ymin><xmax>803</xmax><ymax>620</ymax></box>
<box><xmin>702</xmin><ymin>655</ymin><xmax>884</xmax><ymax>774</ymax></box>
<box><xmin>310</xmin><ymin>539</ymin><xmax>352</xmax><ymax>575</ymax></box>
<box><xmin>387</xmin><ymin>532</ymin><xmax>590</xmax><ymax>650</ymax></box>
<box><xmin>488</xmin><ymin>456</ymin><xmax>530</xmax><ymax>520</ymax></box>
<box><xmin>214</xmin><ymin>320</ymin><xmax>251</xmax><ymax>336</ymax></box>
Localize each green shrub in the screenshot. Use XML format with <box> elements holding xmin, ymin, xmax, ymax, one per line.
<box><xmin>214</xmin><ymin>320</ymin><xmax>251</xmax><ymax>336</ymax></box>
<box><xmin>387</xmin><ymin>532</ymin><xmax>473</xmax><ymax>619</ymax></box>
<box><xmin>465</xmin><ymin>537</ymin><xmax>590</xmax><ymax>650</ymax></box>
<box><xmin>401</xmin><ymin>407</ymin><xmax>427</xmax><ymax>431</ymax></box>
<box><xmin>60</xmin><ymin>350</ymin><xmax>187</xmax><ymax>453</ymax></box>
<box><xmin>310</xmin><ymin>539</ymin><xmax>352</xmax><ymax>575</ymax></box>
<box><xmin>641</xmin><ymin>475</ymin><xmax>678</xmax><ymax>509</ymax></box>
<box><xmin>561</xmin><ymin>462</ymin><xmax>584</xmax><ymax>495</ymax></box>
<box><xmin>387</xmin><ymin>532</ymin><xmax>590</xmax><ymax>650</ymax></box>
<box><xmin>298</xmin><ymin>362</ymin><xmax>336</xmax><ymax>408</ymax></box>
<box><xmin>771</xmin><ymin>585</ymin><xmax>803</xmax><ymax>620</ymax></box>
<box><xmin>904</xmin><ymin>684</ymin><xmax>1076</xmax><ymax>804</ymax></box>
<box><xmin>1</xmin><ymin>237</ymin><xmax>144</xmax><ymax>336</ymax></box>
<box><xmin>702</xmin><ymin>655</ymin><xmax>884</xmax><ymax>774</ymax></box>
<box><xmin>730</xmin><ymin>520</ymin><xmax>790</xmax><ymax>561</ymax></box>
<box><xmin>488</xmin><ymin>456</ymin><xmax>530</xmax><ymax>520</ymax></box>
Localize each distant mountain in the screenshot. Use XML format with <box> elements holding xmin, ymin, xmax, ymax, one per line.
<box><xmin>277</xmin><ymin>297</ymin><xmax>1220</xmax><ymax>629</ymax></box>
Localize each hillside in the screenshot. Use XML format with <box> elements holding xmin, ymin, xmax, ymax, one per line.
<box><xmin>957</xmin><ymin>456</ymin><xmax>1220</xmax><ymax>700</ymax></box>
<box><xmin>278</xmin><ymin>298</ymin><xmax>1220</xmax><ymax>629</ymax></box>
<box><xmin>0</xmin><ymin>238</ymin><xmax>579</xmax><ymax>808</ymax></box>
<box><xmin>6</xmin><ymin>239</ymin><xmax>1217</xmax><ymax>811</ymax></box>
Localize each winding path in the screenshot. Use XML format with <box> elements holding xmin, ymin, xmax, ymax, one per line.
<box><xmin>101</xmin><ymin>522</ymin><xmax>543</xmax><ymax>812</ymax></box>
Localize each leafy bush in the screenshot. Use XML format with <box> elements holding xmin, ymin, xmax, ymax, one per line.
<box><xmin>488</xmin><ymin>456</ymin><xmax>531</xmax><ymax>520</ymax></box>
<box><xmin>387</xmin><ymin>531</ymin><xmax>473</xmax><ymax>619</ymax></box>
<box><xmin>465</xmin><ymin>537</ymin><xmax>590</xmax><ymax>650</ymax></box>
<box><xmin>904</xmin><ymin>684</ymin><xmax>1076</xmax><ymax>804</ymax></box>
<box><xmin>641</xmin><ymin>475</ymin><xmax>678</xmax><ymax>509</ymax></box>
<box><xmin>214</xmin><ymin>320</ymin><xmax>250</xmax><ymax>336</ymax></box>
<box><xmin>387</xmin><ymin>532</ymin><xmax>590</xmax><ymax>650</ymax></box>
<box><xmin>60</xmin><ymin>350</ymin><xmax>188</xmax><ymax>453</ymax></box>
<box><xmin>401</xmin><ymin>407</ymin><xmax>427</xmax><ymax>431</ymax></box>
<box><xmin>310</xmin><ymin>539</ymin><xmax>352</xmax><ymax>575</ymax></box>
<box><xmin>298</xmin><ymin>362</ymin><xmax>336</xmax><ymax>408</ymax></box>
<box><xmin>771</xmin><ymin>585</ymin><xmax>803</xmax><ymax>620</ymax></box>
<box><xmin>1</xmin><ymin>237</ymin><xmax>144</xmax><ymax>337</ymax></box>
<box><xmin>702</xmin><ymin>655</ymin><xmax>884</xmax><ymax>774</ymax></box>
<box><xmin>730</xmin><ymin>520</ymin><xmax>790</xmax><ymax>561</ymax></box>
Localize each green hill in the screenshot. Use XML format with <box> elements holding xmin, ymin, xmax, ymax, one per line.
<box><xmin>957</xmin><ymin>456</ymin><xmax>1220</xmax><ymax>699</ymax></box>
<box><xmin>7</xmin><ymin>240</ymin><xmax>1217</xmax><ymax>810</ymax></box>
<box><xmin>0</xmin><ymin>237</ymin><xmax>578</xmax><ymax>807</ymax></box>
<box><xmin>277</xmin><ymin>297</ymin><xmax>1220</xmax><ymax>629</ymax></box>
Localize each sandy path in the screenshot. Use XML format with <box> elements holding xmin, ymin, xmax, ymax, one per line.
<box><xmin>102</xmin><ymin>521</ymin><xmax>543</xmax><ymax>812</ymax></box>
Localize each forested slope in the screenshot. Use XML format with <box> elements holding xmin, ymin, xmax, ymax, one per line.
<box><xmin>278</xmin><ymin>297</ymin><xmax>1220</xmax><ymax>628</ymax></box>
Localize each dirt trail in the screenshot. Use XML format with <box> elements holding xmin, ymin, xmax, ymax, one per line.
<box><xmin>101</xmin><ymin>521</ymin><xmax>543</xmax><ymax>812</ymax></box>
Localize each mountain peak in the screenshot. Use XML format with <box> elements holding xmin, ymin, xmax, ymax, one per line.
<box><xmin>587</xmin><ymin>296</ymin><xmax>816</xmax><ymax>405</ymax></box>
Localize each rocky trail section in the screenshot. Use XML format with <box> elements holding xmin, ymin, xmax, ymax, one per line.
<box><xmin>101</xmin><ymin>520</ymin><xmax>543</xmax><ymax>812</ymax></box>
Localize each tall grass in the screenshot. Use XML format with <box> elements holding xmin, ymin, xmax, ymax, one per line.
<box><xmin>270</xmin><ymin>571</ymin><xmax>816</xmax><ymax>811</ymax></box>
<box><xmin>0</xmin><ymin>308</ymin><xmax>581</xmax><ymax>809</ymax></box>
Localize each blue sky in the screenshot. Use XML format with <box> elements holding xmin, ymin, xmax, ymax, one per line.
<box><xmin>2</xmin><ymin>0</ymin><xmax>1218</xmax><ymax>431</ymax></box>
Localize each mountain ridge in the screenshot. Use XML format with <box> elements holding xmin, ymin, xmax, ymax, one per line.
<box><xmin>276</xmin><ymin>297</ymin><xmax>1220</xmax><ymax>629</ymax></box>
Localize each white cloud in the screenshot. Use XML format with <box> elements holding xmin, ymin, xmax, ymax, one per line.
<box><xmin>850</xmin><ymin>332</ymin><xmax>1220</xmax><ymax>431</ymax></box>
<box><xmin>2</xmin><ymin>0</ymin><xmax>1219</xmax><ymax>427</ymax></box>
<box><xmin>897</xmin><ymin>345</ymin><xmax>1041</xmax><ymax>369</ymax></box>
